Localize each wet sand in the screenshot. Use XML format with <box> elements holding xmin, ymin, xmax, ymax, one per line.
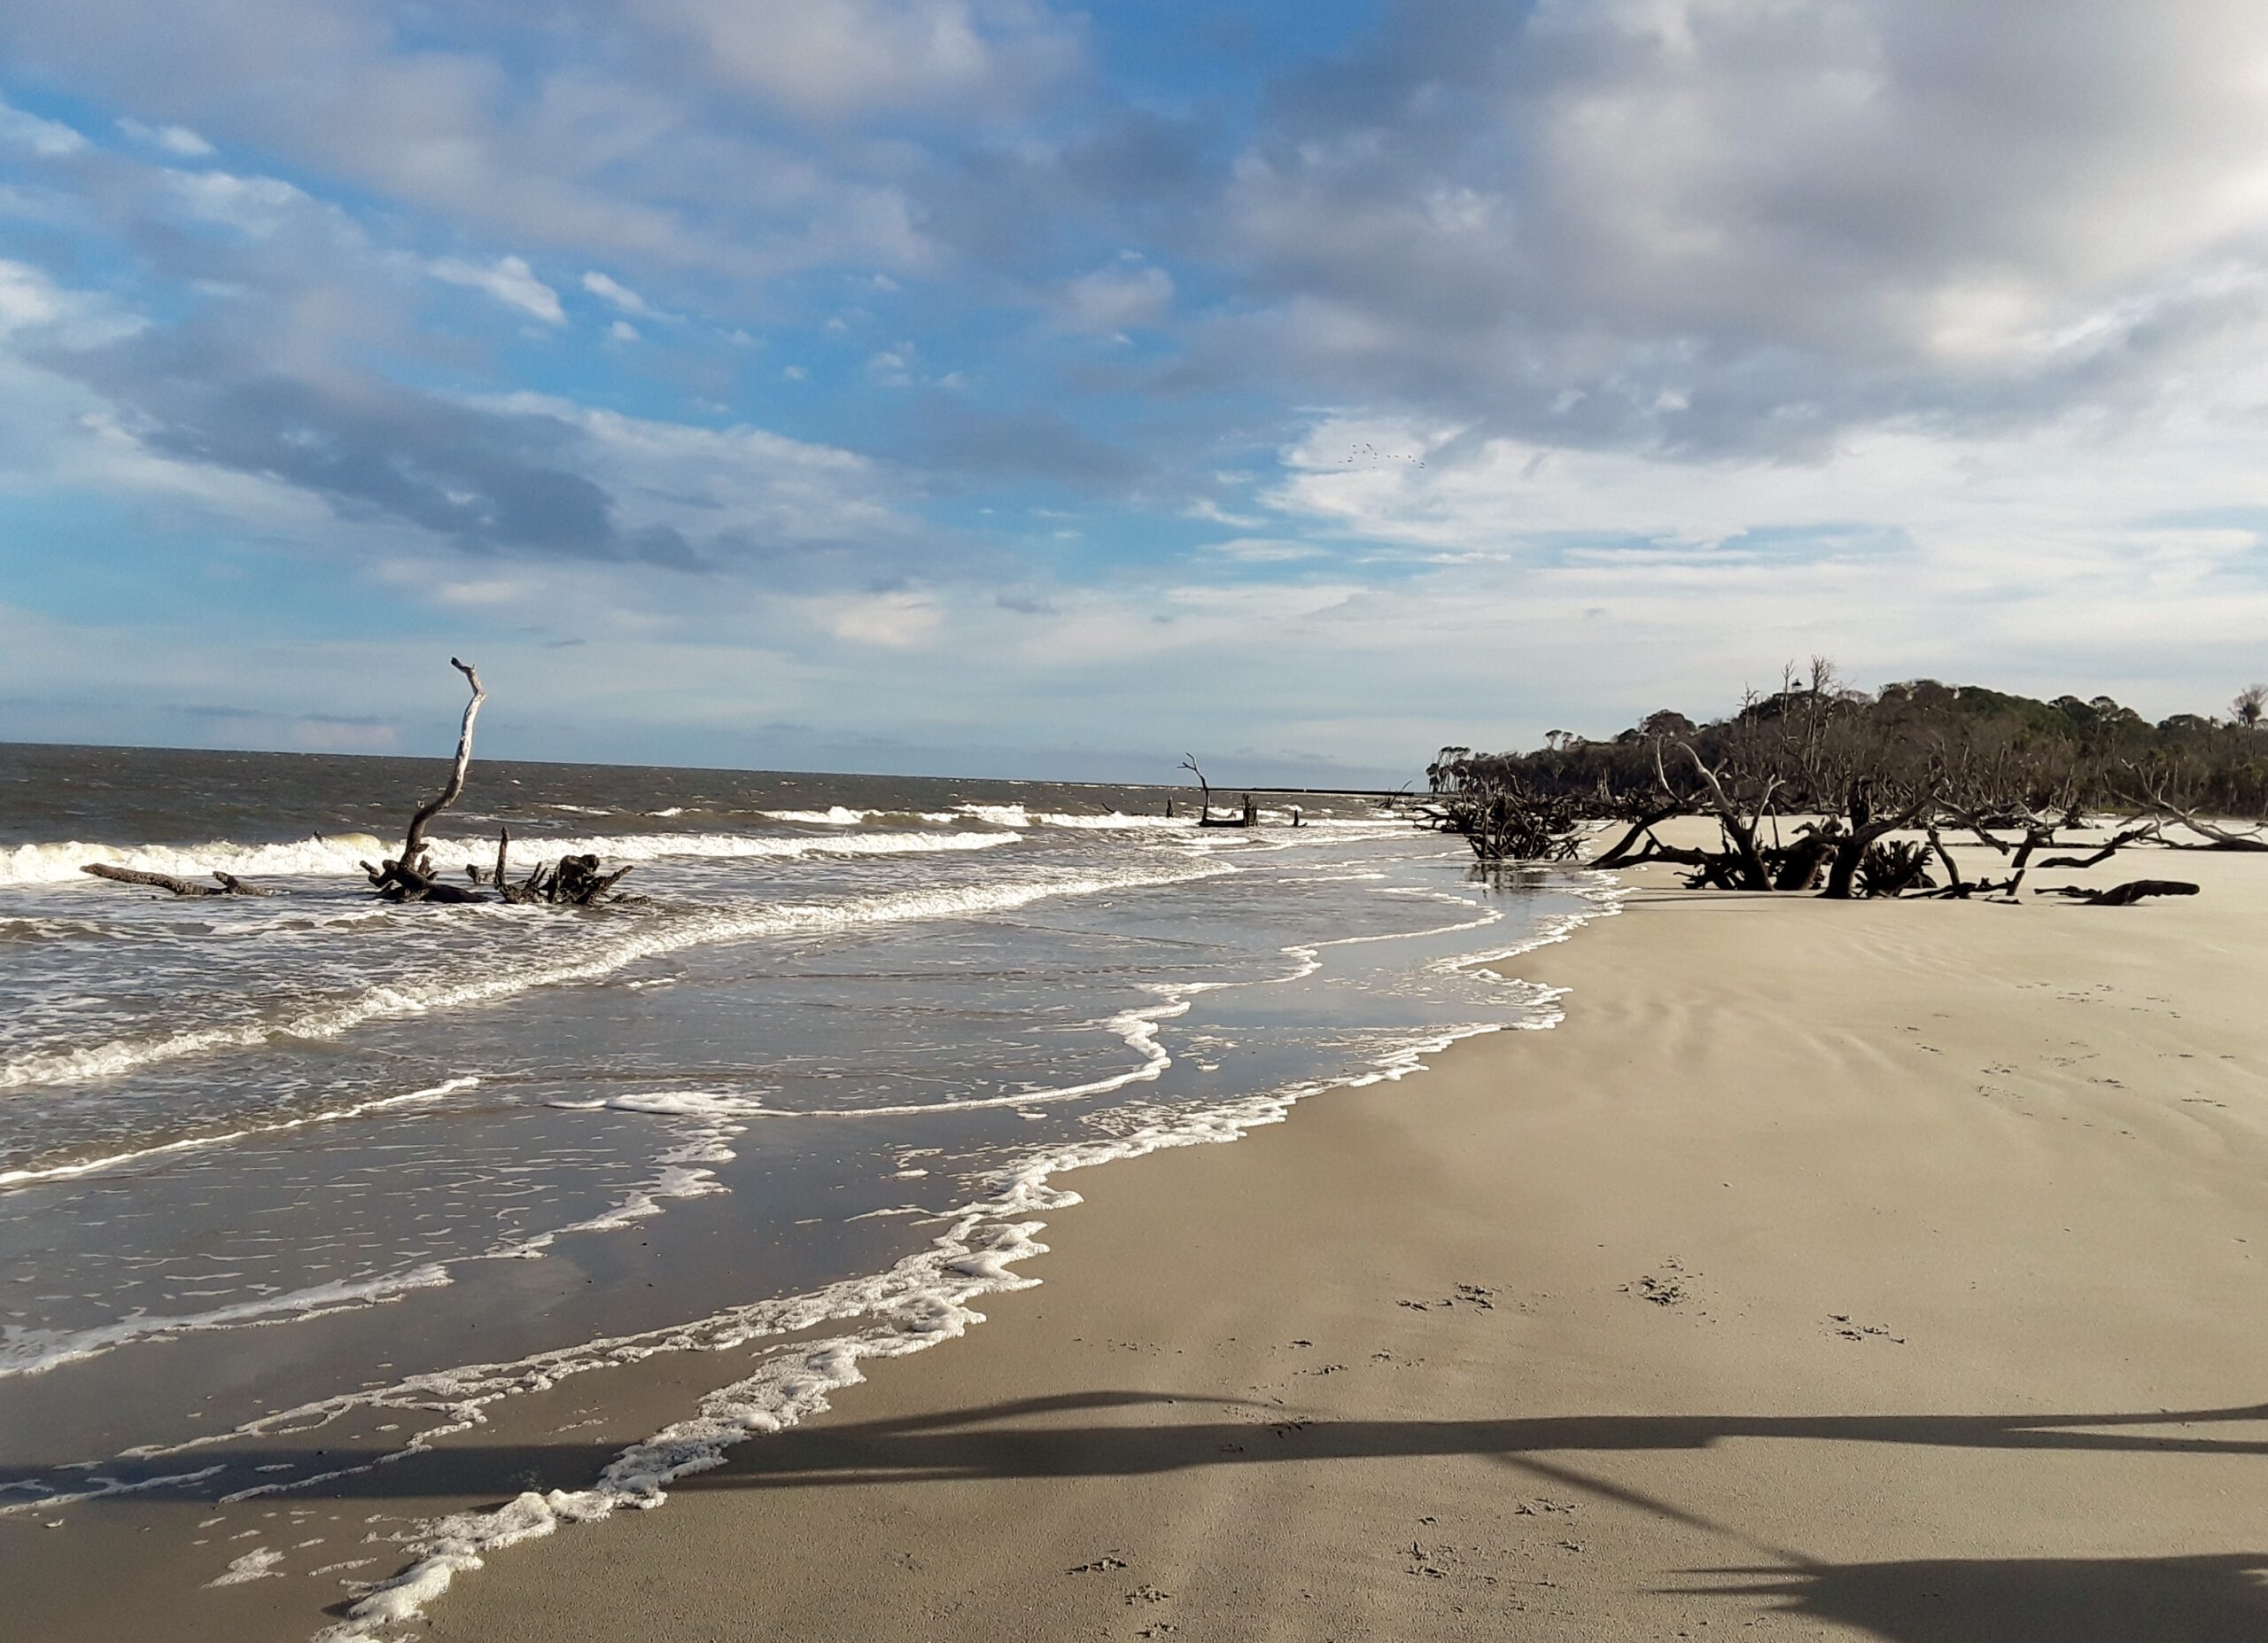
<box><xmin>409</xmin><ymin>829</ymin><xmax>2268</xmax><ymax>1641</ymax></box>
<box><xmin>19</xmin><ymin>828</ymin><xmax>2268</xmax><ymax>1640</ymax></box>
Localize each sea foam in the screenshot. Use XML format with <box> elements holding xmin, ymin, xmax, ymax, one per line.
<box><xmin>0</xmin><ymin>828</ymin><xmax>1017</xmax><ymax>890</ymax></box>
<box><xmin>0</xmin><ymin>857</ymin><xmax>1231</xmax><ymax>1093</ymax></box>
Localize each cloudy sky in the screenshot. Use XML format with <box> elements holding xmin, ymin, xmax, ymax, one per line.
<box><xmin>4</xmin><ymin>1</ymin><xmax>2267</xmax><ymax>783</ymax></box>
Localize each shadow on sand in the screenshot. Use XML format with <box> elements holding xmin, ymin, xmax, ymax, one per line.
<box><xmin>1673</xmin><ymin>1553</ymin><xmax>2268</xmax><ymax>1641</ymax></box>
<box><xmin>10</xmin><ymin>1390</ymin><xmax>2265</xmax><ymax>1639</ymax></box>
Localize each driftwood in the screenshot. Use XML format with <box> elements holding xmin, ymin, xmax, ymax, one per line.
<box><xmin>358</xmin><ymin>658</ymin><xmax>633</xmax><ymax>907</ymax></box>
<box><xmin>466</xmin><ymin>829</ymin><xmax>634</xmax><ymax>906</ymax></box>
<box><xmin>81</xmin><ymin>863</ymin><xmax>274</xmax><ymax>898</ymax></box>
<box><xmin>2038</xmin><ymin>878</ymin><xmax>2201</xmax><ymax>907</ymax></box>
<box><xmin>363</xmin><ymin>658</ymin><xmax>488</xmax><ymax>903</ymax></box>
<box><xmin>72</xmin><ymin>659</ymin><xmax>628</xmax><ymax>912</ymax></box>
<box><xmin>2117</xmin><ymin>797</ymin><xmax>2268</xmax><ymax>853</ymax></box>
<box><xmin>2037</xmin><ymin>824</ymin><xmax>2158</xmax><ymax>869</ymax></box>
<box><xmin>1590</xmin><ymin>803</ymin><xmax>1689</xmax><ymax>869</ymax></box>
<box><xmin>1432</xmin><ymin>777</ymin><xmax>1583</xmax><ymax>861</ymax></box>
<box><xmin>1181</xmin><ymin>756</ymin><xmax>1258</xmax><ymax>828</ymax></box>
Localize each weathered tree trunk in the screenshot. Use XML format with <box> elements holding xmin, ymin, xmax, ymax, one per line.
<box><xmin>2041</xmin><ymin>879</ymin><xmax>2200</xmax><ymax>906</ymax></box>
<box><xmin>1591</xmin><ymin>804</ymin><xmax>1688</xmax><ymax>868</ymax></box>
<box><xmin>365</xmin><ymin>658</ymin><xmax>489</xmax><ymax>903</ymax></box>
<box><xmin>1674</xmin><ymin>742</ymin><xmax>1775</xmax><ymax>891</ymax></box>
<box><xmin>81</xmin><ymin>864</ymin><xmax>274</xmax><ymax>898</ymax></box>
<box><xmin>1820</xmin><ymin>788</ymin><xmax>1933</xmax><ymax>899</ymax></box>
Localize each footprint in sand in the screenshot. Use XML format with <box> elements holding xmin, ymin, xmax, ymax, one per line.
<box><xmin>1624</xmin><ymin>1258</ymin><xmax>1697</xmax><ymax>1308</ymax></box>
<box><xmin>1828</xmin><ymin>1313</ymin><xmax>1906</xmax><ymax>1343</ymax></box>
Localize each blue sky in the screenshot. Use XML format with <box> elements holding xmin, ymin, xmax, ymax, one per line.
<box><xmin>4</xmin><ymin>1</ymin><xmax>2267</xmax><ymax>784</ymax></box>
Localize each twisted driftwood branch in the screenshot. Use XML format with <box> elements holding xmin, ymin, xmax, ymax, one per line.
<box><xmin>365</xmin><ymin>658</ymin><xmax>487</xmax><ymax>903</ymax></box>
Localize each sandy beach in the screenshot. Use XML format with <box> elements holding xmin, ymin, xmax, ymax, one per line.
<box><xmin>392</xmin><ymin>830</ymin><xmax>2268</xmax><ymax>1642</ymax></box>
<box><xmin>11</xmin><ymin>825</ymin><xmax>2264</xmax><ymax>1643</ymax></box>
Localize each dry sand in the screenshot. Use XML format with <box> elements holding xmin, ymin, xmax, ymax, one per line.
<box><xmin>403</xmin><ymin>829</ymin><xmax>2268</xmax><ymax>1642</ymax></box>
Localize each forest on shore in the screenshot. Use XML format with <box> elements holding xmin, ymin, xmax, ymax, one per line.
<box><xmin>1418</xmin><ymin>664</ymin><xmax>2267</xmax><ymax>896</ymax></box>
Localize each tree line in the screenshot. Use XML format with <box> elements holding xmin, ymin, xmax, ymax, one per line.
<box><xmin>1417</xmin><ymin>661</ymin><xmax>2266</xmax><ymax>899</ymax></box>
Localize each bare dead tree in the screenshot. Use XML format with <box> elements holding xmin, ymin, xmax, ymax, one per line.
<box><xmin>2117</xmin><ymin>786</ymin><xmax>2268</xmax><ymax>852</ymax></box>
<box><xmin>1178</xmin><ymin>754</ymin><xmax>1212</xmax><ymax>821</ymax></box>
<box><xmin>1432</xmin><ymin>774</ymin><xmax>1585</xmax><ymax>861</ymax></box>
<box><xmin>360</xmin><ymin>658</ymin><xmax>633</xmax><ymax>907</ymax></box>
<box><xmin>363</xmin><ymin>658</ymin><xmax>490</xmax><ymax>904</ymax></box>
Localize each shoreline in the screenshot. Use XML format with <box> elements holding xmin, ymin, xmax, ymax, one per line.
<box><xmin>12</xmin><ymin>827</ymin><xmax>2267</xmax><ymax>1639</ymax></box>
<box><xmin>413</xmin><ymin>829</ymin><xmax>2268</xmax><ymax>1641</ymax></box>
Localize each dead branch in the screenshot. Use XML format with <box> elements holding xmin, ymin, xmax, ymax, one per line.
<box><xmin>1591</xmin><ymin>803</ymin><xmax>1690</xmax><ymax>868</ymax></box>
<box><xmin>81</xmin><ymin>863</ymin><xmax>274</xmax><ymax>898</ymax></box>
<box><xmin>367</xmin><ymin>658</ymin><xmax>492</xmax><ymax>903</ymax></box>
<box><xmin>1672</xmin><ymin>740</ymin><xmax>1775</xmax><ymax>891</ymax></box>
<box><xmin>2037</xmin><ymin>824</ymin><xmax>2156</xmax><ymax>870</ymax></box>
<box><xmin>2037</xmin><ymin>879</ymin><xmax>2201</xmax><ymax>907</ymax></box>
<box><xmin>2116</xmin><ymin>794</ymin><xmax>2268</xmax><ymax>852</ymax></box>
<box><xmin>409</xmin><ymin>658</ymin><xmax>485</xmax><ymax>860</ymax></box>
<box><xmin>1178</xmin><ymin>754</ymin><xmax>1212</xmax><ymax>819</ymax></box>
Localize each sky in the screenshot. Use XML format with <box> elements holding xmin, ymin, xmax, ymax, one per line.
<box><xmin>4</xmin><ymin>0</ymin><xmax>2267</xmax><ymax>785</ymax></box>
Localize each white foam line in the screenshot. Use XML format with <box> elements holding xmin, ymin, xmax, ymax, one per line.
<box><xmin>0</xmin><ymin>1078</ymin><xmax>481</xmax><ymax>1190</ymax></box>
<box><xmin>0</xmin><ymin>1104</ymin><xmax>748</xmax><ymax>1384</ymax></box>
<box><xmin>0</xmin><ymin>860</ymin><xmax>1231</xmax><ymax>1094</ymax></box>
<box><xmin>0</xmin><ymin>828</ymin><xmax>1017</xmax><ymax>889</ymax></box>
<box><xmin>286</xmin><ymin>870</ymin><xmax>1621</xmax><ymax>1639</ymax></box>
<box><xmin>567</xmin><ymin>999</ymin><xmax>1191</xmax><ymax>1124</ymax></box>
<box><xmin>0</xmin><ymin>1463</ymin><xmax>226</xmax><ymax>1513</ymax></box>
<box><xmin>307</xmin><ymin>1007</ymin><xmax>1534</xmax><ymax>1643</ymax></box>
<box><xmin>1431</xmin><ymin>870</ymin><xmax>1628</xmax><ymax>978</ymax></box>
<box><xmin>35</xmin><ymin>859</ymin><xmax>1608</xmax><ymax>1624</ymax></box>
<box><xmin>0</xmin><ymin>1265</ymin><xmax>455</xmax><ymax>1382</ymax></box>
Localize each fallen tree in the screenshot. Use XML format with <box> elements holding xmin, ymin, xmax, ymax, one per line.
<box><xmin>1421</xmin><ymin>658</ymin><xmax>2259</xmax><ymax>907</ymax></box>
<box><xmin>80</xmin><ymin>864</ymin><xmax>274</xmax><ymax>898</ymax></box>
<box><xmin>357</xmin><ymin>658</ymin><xmax>633</xmax><ymax>906</ymax></box>
<box><xmin>81</xmin><ymin>658</ymin><xmax>633</xmax><ymax>907</ymax></box>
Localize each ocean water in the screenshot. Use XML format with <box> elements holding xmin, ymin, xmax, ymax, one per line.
<box><xmin>0</xmin><ymin>743</ymin><xmax>1610</xmax><ymax>1636</ymax></box>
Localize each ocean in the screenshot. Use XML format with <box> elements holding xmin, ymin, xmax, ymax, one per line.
<box><xmin>0</xmin><ymin>743</ymin><xmax>1611</xmax><ymax>1636</ymax></box>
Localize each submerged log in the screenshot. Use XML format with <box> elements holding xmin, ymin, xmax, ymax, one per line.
<box><xmin>81</xmin><ymin>863</ymin><xmax>274</xmax><ymax>898</ymax></box>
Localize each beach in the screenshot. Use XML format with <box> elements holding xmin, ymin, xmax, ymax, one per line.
<box><xmin>407</xmin><ymin>826</ymin><xmax>2268</xmax><ymax>1642</ymax></box>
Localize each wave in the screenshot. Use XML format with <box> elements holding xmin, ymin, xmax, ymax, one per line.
<box><xmin>0</xmin><ymin>1090</ymin><xmax>740</xmax><ymax>1380</ymax></box>
<box><xmin>299</xmin><ymin>1014</ymin><xmax>1522</xmax><ymax>1641</ymax></box>
<box><xmin>0</xmin><ymin>858</ymin><xmax>1232</xmax><ymax>1093</ymax></box>
<box><xmin>0</xmin><ymin>1077</ymin><xmax>480</xmax><ymax>1190</ymax></box>
<box><xmin>553</xmin><ymin>998</ymin><xmax>1186</xmax><ymax>1126</ymax></box>
<box><xmin>10</xmin><ymin>861</ymin><xmax>1613</xmax><ymax>1621</ymax></box>
<box><xmin>0</xmin><ymin>829</ymin><xmax>1018</xmax><ymax>889</ymax></box>
<box><xmin>0</xmin><ymin>1264</ymin><xmax>456</xmax><ymax>1382</ymax></box>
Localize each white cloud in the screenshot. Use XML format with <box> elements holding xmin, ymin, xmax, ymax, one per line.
<box><xmin>164</xmin><ymin>170</ymin><xmax>314</xmax><ymax>237</ymax></box>
<box><xmin>817</xmin><ymin>589</ymin><xmax>942</xmax><ymax>647</ymax></box>
<box><xmin>1060</xmin><ymin>261</ymin><xmax>1171</xmax><ymax>332</ymax></box>
<box><xmin>0</xmin><ymin>94</ymin><xmax>86</xmax><ymax>157</ymax></box>
<box><xmin>425</xmin><ymin>254</ymin><xmax>565</xmax><ymax>323</ymax></box>
<box><xmin>118</xmin><ymin>116</ymin><xmax>214</xmax><ymax>157</ymax></box>
<box><xmin>582</xmin><ymin>269</ymin><xmax>661</xmax><ymax>317</ymax></box>
<box><xmin>650</xmin><ymin>0</ymin><xmax>1079</xmax><ymax>119</ymax></box>
<box><xmin>1220</xmin><ymin>0</ymin><xmax>2268</xmax><ymax>453</ymax></box>
<box><xmin>0</xmin><ymin>259</ymin><xmax>141</xmax><ymax>347</ymax></box>
<box><xmin>608</xmin><ymin>318</ymin><xmax>640</xmax><ymax>342</ymax></box>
